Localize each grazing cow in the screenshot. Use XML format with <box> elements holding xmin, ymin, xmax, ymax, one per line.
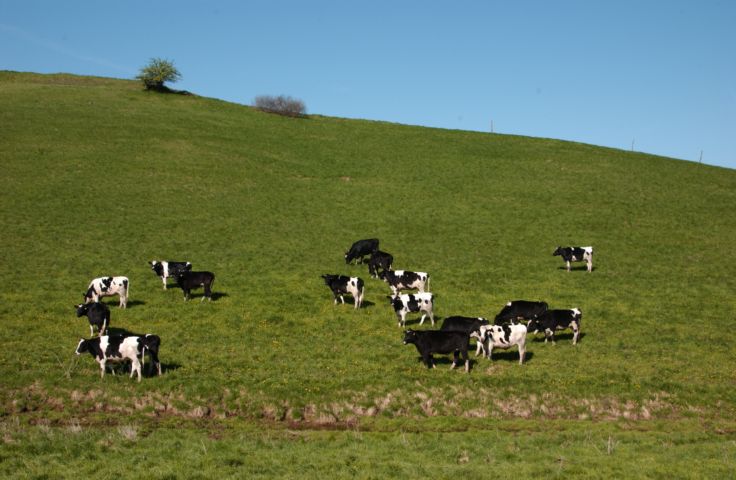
<box><xmin>344</xmin><ymin>238</ymin><xmax>379</xmax><ymax>264</ymax></box>
<box><xmin>84</xmin><ymin>276</ymin><xmax>129</xmax><ymax>308</ymax></box>
<box><xmin>389</xmin><ymin>293</ymin><xmax>434</xmax><ymax>327</ymax></box>
<box><xmin>526</xmin><ymin>308</ymin><xmax>582</xmax><ymax>345</ymax></box>
<box><xmin>379</xmin><ymin>269</ymin><xmax>430</xmax><ymax>295</ymax></box>
<box><xmin>471</xmin><ymin>324</ymin><xmax>527</xmax><ymax>364</ymax></box>
<box><xmin>494</xmin><ymin>300</ymin><xmax>548</xmax><ymax>325</ymax></box>
<box><xmin>176</xmin><ymin>271</ymin><xmax>215</xmax><ymax>301</ymax></box>
<box><xmin>75</xmin><ymin>302</ymin><xmax>111</xmax><ymax>337</ymax></box>
<box><xmin>75</xmin><ymin>335</ymin><xmax>149</xmax><ymax>382</ymax></box>
<box><xmin>553</xmin><ymin>246</ymin><xmax>593</xmax><ymax>272</ymax></box>
<box><xmin>403</xmin><ymin>329</ymin><xmax>470</xmax><ymax>372</ymax></box>
<box><xmin>367</xmin><ymin>250</ymin><xmax>393</xmax><ymax>278</ymax></box>
<box><xmin>150</xmin><ymin>260</ymin><xmax>192</xmax><ymax>290</ymax></box>
<box><xmin>321</xmin><ymin>274</ymin><xmax>365</xmax><ymax>309</ymax></box>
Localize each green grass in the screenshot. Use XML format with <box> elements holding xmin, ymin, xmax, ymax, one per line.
<box><xmin>1</xmin><ymin>71</ymin><xmax>735</xmax><ymax>477</ymax></box>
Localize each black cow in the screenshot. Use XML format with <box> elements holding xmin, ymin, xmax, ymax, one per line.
<box><xmin>379</xmin><ymin>269</ymin><xmax>430</xmax><ymax>296</ymax></box>
<box><xmin>403</xmin><ymin>329</ymin><xmax>471</xmax><ymax>372</ymax></box>
<box><xmin>136</xmin><ymin>333</ymin><xmax>162</xmax><ymax>376</ymax></box>
<box><xmin>150</xmin><ymin>260</ymin><xmax>192</xmax><ymax>290</ymax></box>
<box><xmin>75</xmin><ymin>302</ymin><xmax>111</xmax><ymax>337</ymax></box>
<box><xmin>321</xmin><ymin>274</ymin><xmax>364</xmax><ymax>309</ymax></box>
<box><xmin>367</xmin><ymin>250</ymin><xmax>393</xmax><ymax>278</ymax></box>
<box><xmin>527</xmin><ymin>308</ymin><xmax>582</xmax><ymax>345</ymax></box>
<box><xmin>344</xmin><ymin>238</ymin><xmax>379</xmax><ymax>264</ymax></box>
<box><xmin>176</xmin><ymin>270</ymin><xmax>215</xmax><ymax>301</ymax></box>
<box><xmin>494</xmin><ymin>300</ymin><xmax>548</xmax><ymax>325</ymax></box>
<box><xmin>553</xmin><ymin>246</ymin><xmax>593</xmax><ymax>272</ymax></box>
<box><xmin>440</xmin><ymin>316</ymin><xmax>489</xmax><ymax>336</ymax></box>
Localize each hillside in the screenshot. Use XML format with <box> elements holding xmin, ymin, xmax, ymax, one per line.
<box><xmin>0</xmin><ymin>71</ymin><xmax>735</xmax><ymax>477</ymax></box>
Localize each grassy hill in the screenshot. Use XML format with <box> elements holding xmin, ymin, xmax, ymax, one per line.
<box><xmin>0</xmin><ymin>71</ymin><xmax>735</xmax><ymax>478</ymax></box>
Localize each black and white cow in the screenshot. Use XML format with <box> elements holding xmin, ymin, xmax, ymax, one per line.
<box><xmin>75</xmin><ymin>302</ymin><xmax>110</xmax><ymax>337</ymax></box>
<box><xmin>526</xmin><ymin>308</ymin><xmax>582</xmax><ymax>345</ymax></box>
<box><xmin>494</xmin><ymin>300</ymin><xmax>548</xmax><ymax>325</ymax></box>
<box><xmin>403</xmin><ymin>329</ymin><xmax>471</xmax><ymax>371</ymax></box>
<box><xmin>389</xmin><ymin>293</ymin><xmax>434</xmax><ymax>327</ymax></box>
<box><xmin>471</xmin><ymin>324</ymin><xmax>527</xmax><ymax>364</ymax></box>
<box><xmin>553</xmin><ymin>246</ymin><xmax>593</xmax><ymax>272</ymax></box>
<box><xmin>379</xmin><ymin>269</ymin><xmax>430</xmax><ymax>296</ymax></box>
<box><xmin>150</xmin><ymin>260</ymin><xmax>192</xmax><ymax>290</ymax></box>
<box><xmin>367</xmin><ymin>250</ymin><xmax>393</xmax><ymax>278</ymax></box>
<box><xmin>84</xmin><ymin>276</ymin><xmax>129</xmax><ymax>308</ymax></box>
<box><xmin>74</xmin><ymin>334</ymin><xmax>161</xmax><ymax>382</ymax></box>
<box><xmin>344</xmin><ymin>238</ymin><xmax>379</xmax><ymax>264</ymax></box>
<box><xmin>321</xmin><ymin>274</ymin><xmax>365</xmax><ymax>309</ymax></box>
<box><xmin>176</xmin><ymin>271</ymin><xmax>215</xmax><ymax>301</ymax></box>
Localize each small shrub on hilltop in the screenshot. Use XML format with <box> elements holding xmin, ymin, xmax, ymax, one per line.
<box><xmin>136</xmin><ymin>58</ymin><xmax>181</xmax><ymax>92</ymax></box>
<box><xmin>254</xmin><ymin>95</ymin><xmax>307</xmax><ymax>117</ymax></box>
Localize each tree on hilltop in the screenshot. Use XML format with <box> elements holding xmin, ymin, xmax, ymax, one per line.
<box><xmin>136</xmin><ymin>58</ymin><xmax>181</xmax><ymax>92</ymax></box>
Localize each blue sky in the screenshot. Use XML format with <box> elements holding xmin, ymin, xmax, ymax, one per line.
<box><xmin>2</xmin><ymin>0</ymin><xmax>734</xmax><ymax>169</ymax></box>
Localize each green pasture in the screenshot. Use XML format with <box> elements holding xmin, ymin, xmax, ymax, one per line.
<box><xmin>0</xmin><ymin>72</ymin><xmax>734</xmax><ymax>477</ymax></box>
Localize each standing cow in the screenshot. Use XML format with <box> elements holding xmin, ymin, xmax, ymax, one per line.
<box><xmin>74</xmin><ymin>334</ymin><xmax>159</xmax><ymax>382</ymax></box>
<box><xmin>75</xmin><ymin>302</ymin><xmax>111</xmax><ymax>337</ymax></box>
<box><xmin>84</xmin><ymin>276</ymin><xmax>129</xmax><ymax>308</ymax></box>
<box><xmin>553</xmin><ymin>246</ymin><xmax>593</xmax><ymax>272</ymax></box>
<box><xmin>321</xmin><ymin>274</ymin><xmax>365</xmax><ymax>309</ymax></box>
<box><xmin>527</xmin><ymin>308</ymin><xmax>582</xmax><ymax>345</ymax></box>
<box><xmin>150</xmin><ymin>260</ymin><xmax>192</xmax><ymax>290</ymax></box>
<box><xmin>389</xmin><ymin>293</ymin><xmax>435</xmax><ymax>327</ymax></box>
<box><xmin>176</xmin><ymin>271</ymin><xmax>215</xmax><ymax>301</ymax></box>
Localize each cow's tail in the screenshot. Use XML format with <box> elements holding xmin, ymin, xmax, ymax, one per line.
<box><xmin>426</xmin><ymin>274</ymin><xmax>431</xmax><ymax>292</ymax></box>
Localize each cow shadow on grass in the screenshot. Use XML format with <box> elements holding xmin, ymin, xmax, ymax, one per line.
<box><xmin>414</xmin><ymin>356</ymin><xmax>478</xmax><ymax>371</ymax></box>
<box><xmin>557</xmin><ymin>265</ymin><xmax>597</xmax><ymax>272</ymax></box>
<box><xmin>95</xmin><ymin>299</ymin><xmax>145</xmax><ymax>309</ymax></box>
<box><xmin>484</xmin><ymin>350</ymin><xmax>534</xmax><ymax>364</ymax></box>
<box><xmin>528</xmin><ymin>332</ymin><xmax>586</xmax><ymax>344</ymax></box>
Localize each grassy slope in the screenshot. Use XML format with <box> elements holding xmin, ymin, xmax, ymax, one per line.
<box><xmin>0</xmin><ymin>72</ymin><xmax>735</xmax><ymax>477</ymax></box>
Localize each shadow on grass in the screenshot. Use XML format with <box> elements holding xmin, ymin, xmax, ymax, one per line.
<box><xmin>485</xmin><ymin>350</ymin><xmax>534</xmax><ymax>363</ymax></box>
<box><xmin>529</xmin><ymin>332</ymin><xmax>586</xmax><ymax>344</ymax></box>
<box><xmin>413</xmin><ymin>356</ymin><xmax>477</xmax><ymax>371</ymax></box>
<box><xmin>557</xmin><ymin>265</ymin><xmax>597</xmax><ymax>272</ymax></box>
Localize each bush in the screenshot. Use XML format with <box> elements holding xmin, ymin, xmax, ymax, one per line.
<box><xmin>254</xmin><ymin>95</ymin><xmax>306</xmax><ymax>117</ymax></box>
<box><xmin>136</xmin><ymin>58</ymin><xmax>181</xmax><ymax>91</ymax></box>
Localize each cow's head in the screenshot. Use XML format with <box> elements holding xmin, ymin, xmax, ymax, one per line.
<box><xmin>403</xmin><ymin>330</ymin><xmax>418</xmax><ymax>345</ymax></box>
<box><xmin>150</xmin><ymin>261</ymin><xmax>164</xmax><ymax>276</ymax></box>
<box><xmin>75</xmin><ymin>304</ymin><xmax>88</xmax><ymax>317</ymax></box>
<box><xmin>75</xmin><ymin>338</ymin><xmax>89</xmax><ymax>355</ymax></box>
<box><xmin>552</xmin><ymin>246</ymin><xmax>563</xmax><ymax>256</ymax></box>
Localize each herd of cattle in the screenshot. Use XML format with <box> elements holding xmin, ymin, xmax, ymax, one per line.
<box><xmin>73</xmin><ymin>261</ymin><xmax>216</xmax><ymax>381</ymax></box>
<box><xmin>324</xmin><ymin>238</ymin><xmax>591</xmax><ymax>373</ymax></box>
<box><xmin>73</xmin><ymin>240</ymin><xmax>591</xmax><ymax>380</ymax></box>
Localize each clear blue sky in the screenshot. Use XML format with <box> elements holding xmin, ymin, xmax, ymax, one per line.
<box><xmin>2</xmin><ymin>0</ymin><xmax>734</xmax><ymax>169</ymax></box>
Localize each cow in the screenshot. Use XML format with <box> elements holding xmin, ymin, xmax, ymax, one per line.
<box><xmin>176</xmin><ymin>270</ymin><xmax>215</xmax><ymax>301</ymax></box>
<box><xmin>137</xmin><ymin>333</ymin><xmax>162</xmax><ymax>376</ymax></box>
<box><xmin>74</xmin><ymin>334</ymin><xmax>161</xmax><ymax>382</ymax></box>
<box><xmin>83</xmin><ymin>276</ymin><xmax>129</xmax><ymax>308</ymax></box>
<box><xmin>494</xmin><ymin>300</ymin><xmax>548</xmax><ymax>325</ymax></box>
<box><xmin>389</xmin><ymin>293</ymin><xmax>434</xmax><ymax>327</ymax></box>
<box><xmin>553</xmin><ymin>246</ymin><xmax>593</xmax><ymax>272</ymax></box>
<box><xmin>150</xmin><ymin>260</ymin><xmax>192</xmax><ymax>290</ymax></box>
<box><xmin>344</xmin><ymin>238</ymin><xmax>379</xmax><ymax>264</ymax></box>
<box><xmin>379</xmin><ymin>269</ymin><xmax>430</xmax><ymax>296</ymax></box>
<box><xmin>440</xmin><ymin>316</ymin><xmax>489</xmax><ymax>337</ymax></box>
<box><xmin>321</xmin><ymin>274</ymin><xmax>365</xmax><ymax>309</ymax></box>
<box><xmin>75</xmin><ymin>302</ymin><xmax>110</xmax><ymax>337</ymax></box>
<box><xmin>403</xmin><ymin>329</ymin><xmax>470</xmax><ymax>372</ymax></box>
<box><xmin>471</xmin><ymin>324</ymin><xmax>527</xmax><ymax>364</ymax></box>
<box><xmin>367</xmin><ymin>250</ymin><xmax>393</xmax><ymax>278</ymax></box>
<box><xmin>526</xmin><ymin>308</ymin><xmax>582</xmax><ymax>345</ymax></box>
